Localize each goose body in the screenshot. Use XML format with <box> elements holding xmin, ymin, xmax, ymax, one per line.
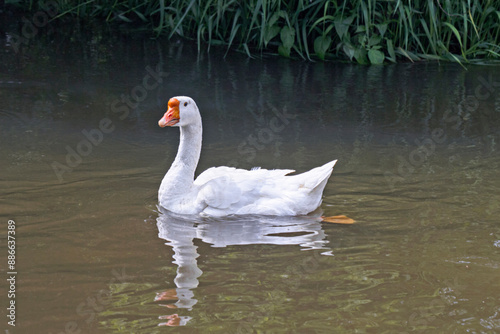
<box><xmin>158</xmin><ymin>96</ymin><xmax>337</xmax><ymax>217</ymax></box>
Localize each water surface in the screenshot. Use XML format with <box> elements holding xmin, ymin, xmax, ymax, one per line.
<box><xmin>1</xmin><ymin>28</ymin><xmax>500</xmax><ymax>333</ymax></box>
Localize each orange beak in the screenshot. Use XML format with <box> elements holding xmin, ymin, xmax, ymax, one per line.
<box><xmin>159</xmin><ymin>98</ymin><xmax>180</xmax><ymax>127</ymax></box>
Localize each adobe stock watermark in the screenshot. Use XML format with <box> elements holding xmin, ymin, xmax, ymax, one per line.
<box><xmin>385</xmin><ymin>74</ymin><xmax>499</xmax><ymax>191</ymax></box>
<box><xmin>7</xmin><ymin>1</ymin><xmax>59</xmax><ymax>53</ymax></box>
<box><xmin>50</xmin><ymin>64</ymin><xmax>168</xmax><ymax>182</ymax></box>
<box><xmin>49</xmin><ymin>266</ymin><xmax>134</xmax><ymax>334</ymax></box>
<box><xmin>226</xmin><ymin>103</ymin><xmax>296</xmax><ymax>167</ymax></box>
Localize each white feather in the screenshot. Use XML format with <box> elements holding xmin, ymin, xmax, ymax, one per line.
<box><xmin>158</xmin><ymin>96</ymin><xmax>337</xmax><ymax>216</ymax></box>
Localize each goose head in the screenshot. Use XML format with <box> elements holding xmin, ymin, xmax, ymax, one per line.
<box><xmin>158</xmin><ymin>96</ymin><xmax>200</xmax><ymax>128</ymax></box>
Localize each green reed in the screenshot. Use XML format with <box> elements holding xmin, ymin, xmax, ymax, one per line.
<box><xmin>16</xmin><ymin>0</ymin><xmax>500</xmax><ymax>64</ymax></box>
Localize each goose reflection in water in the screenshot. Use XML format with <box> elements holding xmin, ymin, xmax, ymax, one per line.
<box><xmin>155</xmin><ymin>206</ymin><xmax>332</xmax><ymax>326</ymax></box>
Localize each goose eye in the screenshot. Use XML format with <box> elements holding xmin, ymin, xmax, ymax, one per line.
<box><xmin>183</xmin><ymin>102</ymin><xmax>188</xmax><ymax>107</ymax></box>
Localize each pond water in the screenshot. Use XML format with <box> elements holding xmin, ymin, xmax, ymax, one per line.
<box><xmin>1</xmin><ymin>26</ymin><xmax>500</xmax><ymax>333</ymax></box>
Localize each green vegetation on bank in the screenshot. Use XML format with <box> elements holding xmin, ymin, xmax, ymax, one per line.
<box><xmin>7</xmin><ymin>0</ymin><xmax>500</xmax><ymax>64</ymax></box>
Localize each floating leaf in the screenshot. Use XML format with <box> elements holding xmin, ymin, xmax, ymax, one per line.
<box><xmin>322</xmin><ymin>215</ymin><xmax>355</xmax><ymax>224</ymax></box>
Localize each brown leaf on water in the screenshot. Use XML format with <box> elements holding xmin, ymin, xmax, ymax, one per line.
<box><xmin>321</xmin><ymin>215</ymin><xmax>355</xmax><ymax>224</ymax></box>
<box><xmin>159</xmin><ymin>314</ymin><xmax>181</xmax><ymax>326</ymax></box>
<box><xmin>155</xmin><ymin>289</ymin><xmax>178</xmax><ymax>302</ymax></box>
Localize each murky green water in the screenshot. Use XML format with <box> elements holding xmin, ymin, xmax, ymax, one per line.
<box><xmin>1</xmin><ymin>26</ymin><xmax>500</xmax><ymax>333</ymax></box>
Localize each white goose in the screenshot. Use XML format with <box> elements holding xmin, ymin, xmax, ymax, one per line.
<box><xmin>158</xmin><ymin>96</ymin><xmax>337</xmax><ymax>217</ymax></box>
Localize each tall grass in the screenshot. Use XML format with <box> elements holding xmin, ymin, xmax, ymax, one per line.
<box><xmin>12</xmin><ymin>0</ymin><xmax>500</xmax><ymax>64</ymax></box>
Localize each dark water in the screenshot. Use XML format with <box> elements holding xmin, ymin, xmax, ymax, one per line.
<box><xmin>1</xmin><ymin>26</ymin><xmax>500</xmax><ymax>334</ymax></box>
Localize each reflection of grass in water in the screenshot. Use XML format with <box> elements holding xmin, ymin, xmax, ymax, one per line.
<box><xmin>18</xmin><ymin>0</ymin><xmax>500</xmax><ymax>64</ymax></box>
<box><xmin>98</xmin><ymin>282</ymin><xmax>165</xmax><ymax>333</ymax></box>
<box><xmin>94</xmin><ymin>243</ymin><xmax>403</xmax><ymax>333</ymax></box>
